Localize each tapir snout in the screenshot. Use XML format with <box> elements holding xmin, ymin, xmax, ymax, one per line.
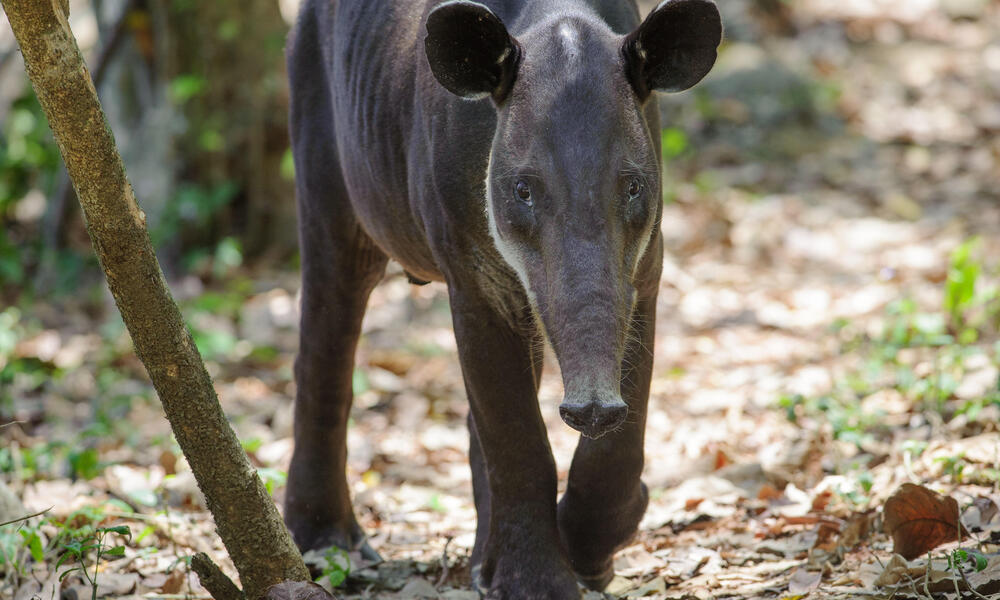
<box><xmin>559</xmin><ymin>393</ymin><xmax>628</xmax><ymax>438</ymax></box>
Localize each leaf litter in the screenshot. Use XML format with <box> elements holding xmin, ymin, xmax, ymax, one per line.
<box><xmin>3</xmin><ymin>0</ymin><xmax>1000</xmax><ymax>598</ymax></box>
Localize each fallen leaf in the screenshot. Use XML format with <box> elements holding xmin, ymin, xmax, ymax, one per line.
<box><xmin>396</xmin><ymin>578</ymin><xmax>438</xmax><ymax>599</ymax></box>
<box><xmin>758</xmin><ymin>483</ymin><xmax>784</xmax><ymax>501</ymax></box>
<box><xmin>966</xmin><ymin>495</ymin><xmax>999</xmax><ymax>530</ymax></box>
<box><xmin>159</xmin><ymin>570</ymin><xmax>186</xmax><ymax>594</ymax></box>
<box><xmin>874</xmin><ymin>554</ymin><xmax>957</xmax><ymax>590</ymax></box>
<box><xmin>810</xmin><ymin>490</ymin><xmax>832</xmax><ymax>512</ymax></box>
<box><xmin>787</xmin><ymin>567</ymin><xmax>822</xmax><ymax>595</ymax></box>
<box><xmin>265</xmin><ymin>581</ymin><xmax>336</xmax><ymax>600</ymax></box>
<box><xmin>835</xmin><ymin>510</ymin><xmax>876</xmax><ymax>553</ymax></box>
<box><xmin>439</xmin><ymin>591</ymin><xmax>478</xmax><ymax>600</ymax></box>
<box><xmin>883</xmin><ymin>483</ymin><xmax>968</xmax><ymax>560</ymax></box>
<box><xmin>965</xmin><ymin>555</ymin><xmax>1000</xmax><ymax>596</ymax></box>
<box><xmin>685</xmin><ymin>497</ymin><xmax>705</xmax><ymax>511</ymax></box>
<box><xmin>625</xmin><ymin>576</ymin><xmax>666</xmax><ymax>598</ymax></box>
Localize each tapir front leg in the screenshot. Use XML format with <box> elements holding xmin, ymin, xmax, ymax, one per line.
<box><xmin>449</xmin><ymin>284</ymin><xmax>578</xmax><ymax>600</ymax></box>
<box><xmin>557</xmin><ymin>238</ymin><xmax>662</xmax><ymax>590</ymax></box>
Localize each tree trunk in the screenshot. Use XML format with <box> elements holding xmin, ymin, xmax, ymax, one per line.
<box><xmin>0</xmin><ymin>2</ymin><xmax>311</xmax><ymax>598</ymax></box>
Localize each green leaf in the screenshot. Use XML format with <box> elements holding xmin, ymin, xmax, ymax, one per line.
<box><xmin>170</xmin><ymin>75</ymin><xmax>206</xmax><ymax>104</ymax></box>
<box><xmin>661</xmin><ymin>128</ymin><xmax>689</xmax><ymax>159</ymax></box>
<box><xmin>135</xmin><ymin>525</ymin><xmax>155</xmax><ymax>545</ymax></box>
<box><xmin>20</xmin><ymin>530</ymin><xmax>44</xmax><ymax>562</ymax></box>
<box><xmin>104</xmin><ymin>545</ymin><xmax>126</xmax><ymax>557</ymax></box>
<box><xmin>59</xmin><ymin>566</ymin><xmax>82</xmax><ymax>581</ymax></box>
<box><xmin>97</xmin><ymin>525</ymin><xmax>131</xmax><ymax>537</ymax></box>
<box><xmin>68</xmin><ymin>448</ymin><xmax>101</xmax><ymax>480</ymax></box>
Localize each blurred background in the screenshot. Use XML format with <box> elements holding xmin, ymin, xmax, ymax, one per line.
<box><xmin>1</xmin><ymin>0</ymin><xmax>999</xmax><ymax>598</ymax></box>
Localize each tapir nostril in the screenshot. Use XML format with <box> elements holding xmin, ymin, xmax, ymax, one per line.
<box><xmin>559</xmin><ymin>403</ymin><xmax>590</xmax><ymax>431</ymax></box>
<box><xmin>593</xmin><ymin>401</ymin><xmax>628</xmax><ymax>434</ymax></box>
<box><xmin>559</xmin><ymin>399</ymin><xmax>627</xmax><ymax>439</ymax></box>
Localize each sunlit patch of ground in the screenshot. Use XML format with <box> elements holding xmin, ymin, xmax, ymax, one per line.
<box><xmin>3</xmin><ymin>0</ymin><xmax>1000</xmax><ymax>599</ymax></box>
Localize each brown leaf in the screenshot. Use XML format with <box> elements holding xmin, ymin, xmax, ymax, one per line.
<box><xmin>684</xmin><ymin>497</ymin><xmax>704</xmax><ymax>511</ymax></box>
<box><xmin>265</xmin><ymin>581</ymin><xmax>337</xmax><ymax>600</ymax></box>
<box><xmin>883</xmin><ymin>483</ymin><xmax>968</xmax><ymax>560</ymax></box>
<box><xmin>159</xmin><ymin>570</ymin><xmax>186</xmax><ymax>594</ymax></box>
<box><xmin>810</xmin><ymin>490</ymin><xmax>833</xmax><ymax>512</ymax></box>
<box><xmin>835</xmin><ymin>510</ymin><xmax>876</xmax><ymax>553</ymax></box>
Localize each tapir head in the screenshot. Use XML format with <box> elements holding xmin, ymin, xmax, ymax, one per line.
<box><xmin>425</xmin><ymin>0</ymin><xmax>721</xmax><ymax>438</ymax></box>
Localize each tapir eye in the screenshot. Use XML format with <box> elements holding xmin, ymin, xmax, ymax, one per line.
<box><xmin>514</xmin><ymin>180</ymin><xmax>532</xmax><ymax>204</ymax></box>
<box><xmin>627</xmin><ymin>178</ymin><xmax>642</xmax><ymax>199</ymax></box>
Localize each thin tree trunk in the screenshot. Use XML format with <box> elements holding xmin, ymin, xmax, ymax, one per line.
<box><xmin>0</xmin><ymin>3</ymin><xmax>311</xmax><ymax>599</ymax></box>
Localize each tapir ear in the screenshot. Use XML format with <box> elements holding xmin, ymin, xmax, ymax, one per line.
<box><xmin>623</xmin><ymin>0</ymin><xmax>722</xmax><ymax>99</ymax></box>
<box><xmin>425</xmin><ymin>1</ymin><xmax>520</xmax><ymax>102</ymax></box>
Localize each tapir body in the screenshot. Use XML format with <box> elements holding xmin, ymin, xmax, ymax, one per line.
<box><xmin>285</xmin><ymin>0</ymin><xmax>721</xmax><ymax>597</ymax></box>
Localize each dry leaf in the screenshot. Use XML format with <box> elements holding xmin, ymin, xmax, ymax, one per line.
<box><xmin>967</xmin><ymin>495</ymin><xmax>999</xmax><ymax>530</ymax></box>
<box><xmin>965</xmin><ymin>555</ymin><xmax>1000</xmax><ymax>596</ymax></box>
<box><xmin>396</xmin><ymin>578</ymin><xmax>438</xmax><ymax>599</ymax></box>
<box><xmin>787</xmin><ymin>568</ymin><xmax>822</xmax><ymax>595</ymax></box>
<box><xmin>265</xmin><ymin>581</ymin><xmax>336</xmax><ymax>600</ymax></box>
<box><xmin>835</xmin><ymin>510</ymin><xmax>876</xmax><ymax>553</ymax></box>
<box><xmin>883</xmin><ymin>483</ymin><xmax>968</xmax><ymax>560</ymax></box>
<box><xmin>159</xmin><ymin>570</ymin><xmax>186</xmax><ymax>594</ymax></box>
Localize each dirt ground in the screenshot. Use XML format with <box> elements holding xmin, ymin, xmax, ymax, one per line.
<box><xmin>3</xmin><ymin>0</ymin><xmax>1000</xmax><ymax>599</ymax></box>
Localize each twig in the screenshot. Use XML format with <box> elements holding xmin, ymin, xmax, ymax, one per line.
<box><xmin>191</xmin><ymin>552</ymin><xmax>245</xmax><ymax>600</ymax></box>
<box><xmin>0</xmin><ymin>420</ymin><xmax>25</xmax><ymax>430</ymax></box>
<box><xmin>958</xmin><ymin>564</ymin><xmax>991</xmax><ymax>600</ymax></box>
<box><xmin>435</xmin><ymin>536</ymin><xmax>452</xmax><ymax>588</ymax></box>
<box><xmin>921</xmin><ymin>553</ymin><xmax>933</xmax><ymax>600</ymax></box>
<box><xmin>0</xmin><ymin>506</ymin><xmax>52</xmax><ymax>528</ymax></box>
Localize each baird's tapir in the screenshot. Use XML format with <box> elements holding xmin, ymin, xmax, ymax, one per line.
<box><xmin>284</xmin><ymin>0</ymin><xmax>721</xmax><ymax>597</ymax></box>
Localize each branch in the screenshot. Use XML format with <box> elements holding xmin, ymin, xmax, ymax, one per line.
<box><xmin>0</xmin><ymin>2</ymin><xmax>310</xmax><ymax>598</ymax></box>
<box><xmin>192</xmin><ymin>552</ymin><xmax>246</xmax><ymax>600</ymax></box>
<box><xmin>0</xmin><ymin>506</ymin><xmax>52</xmax><ymax>528</ymax></box>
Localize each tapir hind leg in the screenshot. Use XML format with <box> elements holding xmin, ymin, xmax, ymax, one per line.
<box><xmin>284</xmin><ymin>204</ymin><xmax>386</xmax><ymax>554</ymax></box>
<box><xmin>284</xmin><ymin>1</ymin><xmax>388</xmax><ymax>554</ymax></box>
<box><xmin>557</xmin><ymin>238</ymin><xmax>662</xmax><ymax>590</ymax></box>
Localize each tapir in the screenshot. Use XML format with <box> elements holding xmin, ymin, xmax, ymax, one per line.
<box><xmin>284</xmin><ymin>0</ymin><xmax>722</xmax><ymax>597</ymax></box>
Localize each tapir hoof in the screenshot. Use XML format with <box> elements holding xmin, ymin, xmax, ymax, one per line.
<box><xmin>576</xmin><ymin>560</ymin><xmax>615</xmax><ymax>592</ymax></box>
<box><xmin>558</xmin><ymin>399</ymin><xmax>628</xmax><ymax>439</ymax></box>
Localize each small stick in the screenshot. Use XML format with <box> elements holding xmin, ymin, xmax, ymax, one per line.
<box><xmin>435</xmin><ymin>536</ymin><xmax>452</xmax><ymax>588</ymax></box>
<box><xmin>0</xmin><ymin>507</ymin><xmax>52</xmax><ymax>528</ymax></box>
<box><xmin>958</xmin><ymin>565</ymin><xmax>991</xmax><ymax>600</ymax></box>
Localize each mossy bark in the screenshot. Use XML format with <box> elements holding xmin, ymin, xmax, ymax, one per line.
<box><xmin>0</xmin><ymin>2</ymin><xmax>310</xmax><ymax>598</ymax></box>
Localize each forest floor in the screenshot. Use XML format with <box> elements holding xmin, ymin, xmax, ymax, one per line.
<box><xmin>3</xmin><ymin>0</ymin><xmax>1000</xmax><ymax>599</ymax></box>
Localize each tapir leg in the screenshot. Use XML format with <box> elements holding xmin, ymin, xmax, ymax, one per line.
<box><xmin>284</xmin><ymin>5</ymin><xmax>388</xmax><ymax>551</ymax></box>
<box><xmin>557</xmin><ymin>239</ymin><xmax>662</xmax><ymax>590</ymax></box>
<box><xmin>285</xmin><ymin>207</ymin><xmax>386</xmax><ymax>554</ymax></box>
<box><xmin>467</xmin><ymin>336</ymin><xmax>543</xmax><ymax>582</ymax></box>
<box><xmin>450</xmin><ymin>287</ymin><xmax>577</xmax><ymax>600</ymax></box>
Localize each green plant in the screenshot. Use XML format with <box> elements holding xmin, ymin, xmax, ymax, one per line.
<box><xmin>56</xmin><ymin>525</ymin><xmax>132</xmax><ymax>600</ymax></box>
<box><xmin>947</xmin><ymin>547</ymin><xmax>988</xmax><ymax>573</ymax></box>
<box><xmin>945</xmin><ymin>237</ymin><xmax>980</xmax><ymax>337</ymax></box>
<box><xmin>0</xmin><ymin>518</ymin><xmax>45</xmax><ymax>584</ymax></box>
<box><xmin>320</xmin><ymin>546</ymin><xmax>351</xmax><ymax>588</ymax></box>
<box><xmin>256</xmin><ymin>467</ymin><xmax>287</xmax><ymax>496</ymax></box>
